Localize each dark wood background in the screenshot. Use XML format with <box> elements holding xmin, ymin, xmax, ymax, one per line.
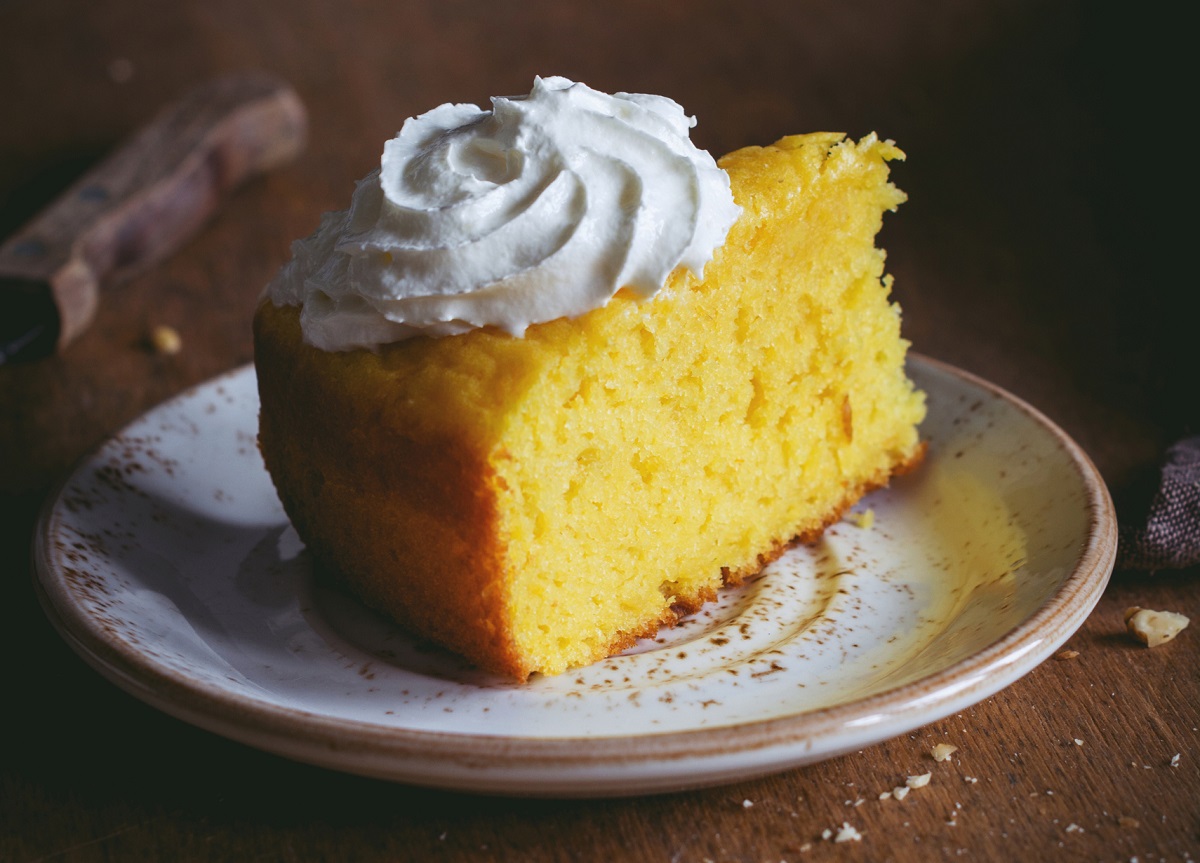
<box><xmin>2</xmin><ymin>2</ymin><xmax>1195</xmax><ymax>861</ymax></box>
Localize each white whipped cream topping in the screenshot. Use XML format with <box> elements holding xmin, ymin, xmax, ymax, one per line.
<box><xmin>267</xmin><ymin>75</ymin><xmax>741</xmax><ymax>349</ymax></box>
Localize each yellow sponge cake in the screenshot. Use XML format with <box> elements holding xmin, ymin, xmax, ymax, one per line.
<box><xmin>255</xmin><ymin>90</ymin><xmax>924</xmax><ymax>679</ymax></box>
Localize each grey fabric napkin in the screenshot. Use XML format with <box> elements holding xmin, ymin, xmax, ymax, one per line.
<box><xmin>1117</xmin><ymin>436</ymin><xmax>1200</xmax><ymax>571</ymax></box>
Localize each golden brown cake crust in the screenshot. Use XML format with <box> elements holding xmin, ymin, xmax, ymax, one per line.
<box><xmin>254</xmin><ymin>302</ymin><xmax>532</xmax><ymax>678</ymax></box>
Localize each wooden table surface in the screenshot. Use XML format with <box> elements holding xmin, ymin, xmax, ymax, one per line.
<box><xmin>2</xmin><ymin>2</ymin><xmax>1195</xmax><ymax>860</ymax></box>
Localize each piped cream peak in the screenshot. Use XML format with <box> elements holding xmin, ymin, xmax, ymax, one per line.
<box><xmin>267</xmin><ymin>76</ymin><xmax>741</xmax><ymax>350</ymax></box>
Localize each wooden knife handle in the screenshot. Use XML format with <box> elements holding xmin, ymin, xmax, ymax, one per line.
<box><xmin>0</xmin><ymin>72</ymin><xmax>307</xmax><ymax>350</ymax></box>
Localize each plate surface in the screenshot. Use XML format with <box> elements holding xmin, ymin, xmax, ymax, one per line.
<box><xmin>34</xmin><ymin>355</ymin><xmax>1115</xmax><ymax>796</ymax></box>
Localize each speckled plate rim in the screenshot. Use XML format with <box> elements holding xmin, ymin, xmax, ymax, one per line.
<box><xmin>32</xmin><ymin>354</ymin><xmax>1116</xmax><ymax>797</ymax></box>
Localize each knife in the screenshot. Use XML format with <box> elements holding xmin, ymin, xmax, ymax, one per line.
<box><xmin>0</xmin><ymin>72</ymin><xmax>307</xmax><ymax>364</ymax></box>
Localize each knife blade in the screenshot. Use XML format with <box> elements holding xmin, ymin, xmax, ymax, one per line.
<box><xmin>0</xmin><ymin>72</ymin><xmax>307</xmax><ymax>364</ymax></box>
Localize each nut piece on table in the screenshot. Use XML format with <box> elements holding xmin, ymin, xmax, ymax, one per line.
<box><xmin>1124</xmin><ymin>607</ymin><xmax>1190</xmax><ymax>647</ymax></box>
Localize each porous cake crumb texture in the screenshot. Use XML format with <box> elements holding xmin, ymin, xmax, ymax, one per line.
<box><xmin>255</xmin><ymin>133</ymin><xmax>926</xmax><ymax>679</ymax></box>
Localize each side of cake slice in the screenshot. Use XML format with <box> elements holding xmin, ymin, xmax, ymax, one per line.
<box><xmin>254</xmin><ymin>131</ymin><xmax>925</xmax><ymax>680</ymax></box>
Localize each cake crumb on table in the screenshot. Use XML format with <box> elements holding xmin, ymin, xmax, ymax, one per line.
<box><xmin>932</xmin><ymin>743</ymin><xmax>958</xmax><ymax>762</ymax></box>
<box><xmin>833</xmin><ymin>823</ymin><xmax>863</xmax><ymax>843</ymax></box>
<box><xmin>1124</xmin><ymin>607</ymin><xmax>1189</xmax><ymax>647</ymax></box>
<box><xmin>906</xmin><ymin>772</ymin><xmax>932</xmax><ymax>789</ymax></box>
<box><xmin>149</xmin><ymin>325</ymin><xmax>182</xmax><ymax>355</ymax></box>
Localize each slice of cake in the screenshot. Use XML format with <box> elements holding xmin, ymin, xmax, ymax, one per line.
<box><xmin>254</xmin><ymin>77</ymin><xmax>924</xmax><ymax>680</ymax></box>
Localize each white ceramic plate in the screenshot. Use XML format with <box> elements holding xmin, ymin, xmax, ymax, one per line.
<box><xmin>34</xmin><ymin>355</ymin><xmax>1115</xmax><ymax>796</ymax></box>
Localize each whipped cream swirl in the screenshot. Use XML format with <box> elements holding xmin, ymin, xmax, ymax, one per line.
<box><xmin>267</xmin><ymin>76</ymin><xmax>741</xmax><ymax>349</ymax></box>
